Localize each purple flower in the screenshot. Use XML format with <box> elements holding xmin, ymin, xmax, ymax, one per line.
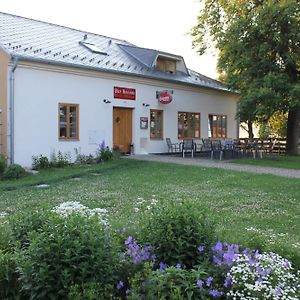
<box><xmin>209</xmin><ymin>289</ymin><xmax>223</xmax><ymax>297</ymax></box>
<box><xmin>197</xmin><ymin>245</ymin><xmax>205</xmax><ymax>252</ymax></box>
<box><xmin>126</xmin><ymin>289</ymin><xmax>130</xmax><ymax>295</ymax></box>
<box><xmin>197</xmin><ymin>279</ymin><xmax>204</xmax><ymax>287</ymax></box>
<box><xmin>283</xmin><ymin>259</ymin><xmax>291</xmax><ymax>268</ymax></box>
<box><xmin>125</xmin><ymin>236</ymin><xmax>133</xmax><ymax>245</ymax></box>
<box><xmin>206</xmin><ymin>276</ymin><xmax>213</xmax><ymax>287</ymax></box>
<box><xmin>275</xmin><ymin>285</ymin><xmax>283</xmax><ymax>296</ymax></box>
<box><xmin>223</xmin><ymin>249</ymin><xmax>237</xmax><ymax>266</ymax></box>
<box><xmin>213</xmin><ymin>242</ymin><xmax>223</xmax><ymax>253</ymax></box>
<box><xmin>224</xmin><ymin>275</ymin><xmax>232</xmax><ymax>288</ymax></box>
<box><xmin>116</xmin><ymin>281</ymin><xmax>124</xmax><ymax>290</ymax></box>
<box><xmin>175</xmin><ymin>263</ymin><xmax>181</xmax><ymax>269</ymax></box>
<box><xmin>213</xmin><ymin>255</ymin><xmax>222</xmax><ymax>266</ymax></box>
<box><xmin>159</xmin><ymin>262</ymin><xmax>168</xmax><ymax>271</ymax></box>
<box><xmin>99</xmin><ymin>140</ymin><xmax>106</xmax><ymax>152</ymax></box>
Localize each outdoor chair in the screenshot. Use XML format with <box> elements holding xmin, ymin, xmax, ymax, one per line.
<box><xmin>201</xmin><ymin>138</ymin><xmax>214</xmax><ymax>160</ymax></box>
<box><xmin>233</xmin><ymin>139</ymin><xmax>246</xmax><ymax>157</ymax></box>
<box><xmin>181</xmin><ymin>140</ymin><xmax>194</xmax><ymax>158</ymax></box>
<box><xmin>211</xmin><ymin>139</ymin><xmax>223</xmax><ymax>160</ymax></box>
<box><xmin>166</xmin><ymin>138</ymin><xmax>180</xmax><ymax>153</ymax></box>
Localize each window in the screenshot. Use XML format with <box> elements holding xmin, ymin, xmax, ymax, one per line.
<box><xmin>79</xmin><ymin>41</ymin><xmax>108</xmax><ymax>55</ymax></box>
<box><xmin>208</xmin><ymin>115</ymin><xmax>227</xmax><ymax>138</ymax></box>
<box><xmin>156</xmin><ymin>57</ymin><xmax>176</xmax><ymax>74</ymax></box>
<box><xmin>178</xmin><ymin>112</ymin><xmax>200</xmax><ymax>139</ymax></box>
<box><xmin>150</xmin><ymin>110</ymin><xmax>163</xmax><ymax>139</ymax></box>
<box><xmin>59</xmin><ymin>104</ymin><xmax>79</xmax><ymax>140</ymax></box>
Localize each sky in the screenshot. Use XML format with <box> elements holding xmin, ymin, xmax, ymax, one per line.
<box><xmin>0</xmin><ymin>0</ymin><xmax>218</xmax><ymax>79</ymax></box>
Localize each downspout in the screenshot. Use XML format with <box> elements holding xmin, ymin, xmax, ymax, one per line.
<box><xmin>9</xmin><ymin>57</ymin><xmax>18</xmax><ymax>164</ymax></box>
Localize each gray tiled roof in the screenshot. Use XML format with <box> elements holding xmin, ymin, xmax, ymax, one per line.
<box><xmin>0</xmin><ymin>11</ymin><xmax>230</xmax><ymax>92</ymax></box>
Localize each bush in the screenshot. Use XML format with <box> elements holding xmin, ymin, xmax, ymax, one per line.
<box><xmin>0</xmin><ymin>250</ymin><xmax>20</xmax><ymax>299</ymax></box>
<box><xmin>32</xmin><ymin>155</ymin><xmax>50</xmax><ymax>170</ymax></box>
<box><xmin>0</xmin><ymin>154</ymin><xmax>6</xmax><ymax>174</ymax></box>
<box><xmin>96</xmin><ymin>140</ymin><xmax>113</xmax><ymax>162</ymax></box>
<box><xmin>68</xmin><ymin>281</ymin><xmax>115</xmax><ymax>300</ymax></box>
<box><xmin>50</xmin><ymin>150</ymin><xmax>71</xmax><ymax>168</ymax></box>
<box><xmin>129</xmin><ymin>265</ymin><xmax>209</xmax><ymax>300</ymax></box>
<box><xmin>74</xmin><ymin>148</ymin><xmax>95</xmax><ymax>164</ymax></box>
<box><xmin>140</xmin><ymin>201</ymin><xmax>215</xmax><ymax>269</ymax></box>
<box><xmin>8</xmin><ymin>207</ymin><xmax>51</xmax><ymax>249</ymax></box>
<box><xmin>18</xmin><ymin>214</ymin><xmax>120</xmax><ymax>299</ymax></box>
<box><xmin>2</xmin><ymin>164</ymin><xmax>26</xmax><ymax>180</ymax></box>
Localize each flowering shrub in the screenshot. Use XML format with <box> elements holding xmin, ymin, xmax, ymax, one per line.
<box><xmin>227</xmin><ymin>252</ymin><xmax>300</xmax><ymax>299</ymax></box>
<box><xmin>52</xmin><ymin>201</ymin><xmax>109</xmax><ymax>226</ymax></box>
<box><xmin>1</xmin><ymin>201</ymin><xmax>299</xmax><ymax>299</ymax></box>
<box><xmin>96</xmin><ymin>140</ymin><xmax>113</xmax><ymax>162</ymax></box>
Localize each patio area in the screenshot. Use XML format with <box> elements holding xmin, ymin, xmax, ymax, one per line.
<box><xmin>166</xmin><ymin>138</ymin><xmax>287</xmax><ymax>161</ymax></box>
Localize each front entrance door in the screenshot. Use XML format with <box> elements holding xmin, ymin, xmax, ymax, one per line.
<box><xmin>113</xmin><ymin>107</ymin><xmax>132</xmax><ymax>153</ymax></box>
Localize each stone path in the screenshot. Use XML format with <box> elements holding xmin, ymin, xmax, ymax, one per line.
<box><xmin>125</xmin><ymin>154</ymin><xmax>300</xmax><ymax>179</ymax></box>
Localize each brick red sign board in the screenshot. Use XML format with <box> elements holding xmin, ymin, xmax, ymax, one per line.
<box><xmin>114</xmin><ymin>86</ymin><xmax>136</xmax><ymax>100</ymax></box>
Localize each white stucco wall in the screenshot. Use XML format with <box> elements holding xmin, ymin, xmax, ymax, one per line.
<box><xmin>12</xmin><ymin>65</ymin><xmax>238</xmax><ymax>167</ymax></box>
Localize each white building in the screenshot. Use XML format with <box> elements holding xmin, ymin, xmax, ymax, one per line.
<box><xmin>0</xmin><ymin>12</ymin><xmax>239</xmax><ymax>167</ymax></box>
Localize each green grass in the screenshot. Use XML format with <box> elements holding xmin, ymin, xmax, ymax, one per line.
<box><xmin>0</xmin><ymin>159</ymin><xmax>299</xmax><ymax>264</ymax></box>
<box><xmin>229</xmin><ymin>155</ymin><xmax>300</xmax><ymax>169</ymax></box>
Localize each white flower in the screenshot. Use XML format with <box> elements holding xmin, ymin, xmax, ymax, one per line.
<box><xmin>226</xmin><ymin>252</ymin><xmax>300</xmax><ymax>300</ymax></box>
<box><xmin>52</xmin><ymin>201</ymin><xmax>109</xmax><ymax>226</ymax></box>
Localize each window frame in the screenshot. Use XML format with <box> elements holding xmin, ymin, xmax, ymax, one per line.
<box><xmin>58</xmin><ymin>103</ymin><xmax>79</xmax><ymax>141</ymax></box>
<box><xmin>208</xmin><ymin>114</ymin><xmax>227</xmax><ymax>139</ymax></box>
<box><xmin>177</xmin><ymin>111</ymin><xmax>201</xmax><ymax>140</ymax></box>
<box><xmin>150</xmin><ymin>109</ymin><xmax>164</xmax><ymax>140</ymax></box>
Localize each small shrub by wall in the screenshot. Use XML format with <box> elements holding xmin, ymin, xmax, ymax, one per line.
<box><xmin>2</xmin><ymin>164</ymin><xmax>26</xmax><ymax>180</ymax></box>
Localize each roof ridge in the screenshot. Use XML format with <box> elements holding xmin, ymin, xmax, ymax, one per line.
<box><xmin>119</xmin><ymin>43</ymin><xmax>183</xmax><ymax>60</ymax></box>
<box><xmin>0</xmin><ymin>10</ymin><xmax>131</xmax><ymax>45</ymax></box>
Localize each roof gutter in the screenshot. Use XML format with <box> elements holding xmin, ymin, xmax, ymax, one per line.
<box><xmin>8</xmin><ymin>56</ymin><xmax>18</xmax><ymax>164</ymax></box>
<box><xmin>12</xmin><ymin>55</ymin><xmax>237</xmax><ymax>95</ymax></box>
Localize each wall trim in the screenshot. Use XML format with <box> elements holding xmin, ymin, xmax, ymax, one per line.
<box><xmin>10</xmin><ymin>59</ymin><xmax>238</xmax><ymax>99</ymax></box>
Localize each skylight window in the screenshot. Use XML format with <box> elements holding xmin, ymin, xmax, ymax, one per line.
<box><xmin>79</xmin><ymin>41</ymin><xmax>107</xmax><ymax>55</ymax></box>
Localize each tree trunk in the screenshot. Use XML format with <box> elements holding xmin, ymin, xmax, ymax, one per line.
<box><xmin>286</xmin><ymin>108</ymin><xmax>300</xmax><ymax>155</ymax></box>
<box><xmin>247</xmin><ymin>121</ymin><xmax>254</xmax><ymax>139</ymax></box>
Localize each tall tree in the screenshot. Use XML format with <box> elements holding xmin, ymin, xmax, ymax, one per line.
<box><xmin>191</xmin><ymin>0</ymin><xmax>300</xmax><ymax>154</ymax></box>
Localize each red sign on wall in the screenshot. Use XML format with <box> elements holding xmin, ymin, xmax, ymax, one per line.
<box><xmin>114</xmin><ymin>86</ymin><xmax>136</xmax><ymax>100</ymax></box>
<box><xmin>156</xmin><ymin>90</ymin><xmax>173</xmax><ymax>104</ymax></box>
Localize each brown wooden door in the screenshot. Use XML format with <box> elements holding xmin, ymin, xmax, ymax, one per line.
<box><xmin>113</xmin><ymin>107</ymin><xmax>132</xmax><ymax>153</ymax></box>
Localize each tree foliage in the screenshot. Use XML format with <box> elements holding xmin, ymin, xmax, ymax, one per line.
<box><xmin>191</xmin><ymin>0</ymin><xmax>300</xmax><ymax>153</ymax></box>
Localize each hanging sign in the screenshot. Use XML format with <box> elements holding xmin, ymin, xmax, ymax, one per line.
<box><xmin>114</xmin><ymin>86</ymin><xmax>136</xmax><ymax>100</ymax></box>
<box><xmin>156</xmin><ymin>90</ymin><xmax>173</xmax><ymax>104</ymax></box>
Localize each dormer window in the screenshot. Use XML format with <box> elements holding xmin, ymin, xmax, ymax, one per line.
<box><xmin>156</xmin><ymin>57</ymin><xmax>176</xmax><ymax>74</ymax></box>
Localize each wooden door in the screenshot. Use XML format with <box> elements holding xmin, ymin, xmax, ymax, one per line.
<box><xmin>113</xmin><ymin>107</ymin><xmax>132</xmax><ymax>153</ymax></box>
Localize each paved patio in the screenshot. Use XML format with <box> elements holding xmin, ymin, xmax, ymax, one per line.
<box><xmin>126</xmin><ymin>154</ymin><xmax>300</xmax><ymax>179</ymax></box>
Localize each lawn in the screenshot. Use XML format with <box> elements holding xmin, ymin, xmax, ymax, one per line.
<box><xmin>229</xmin><ymin>155</ymin><xmax>300</xmax><ymax>169</ymax></box>
<box><xmin>0</xmin><ymin>159</ymin><xmax>299</xmax><ymax>264</ymax></box>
